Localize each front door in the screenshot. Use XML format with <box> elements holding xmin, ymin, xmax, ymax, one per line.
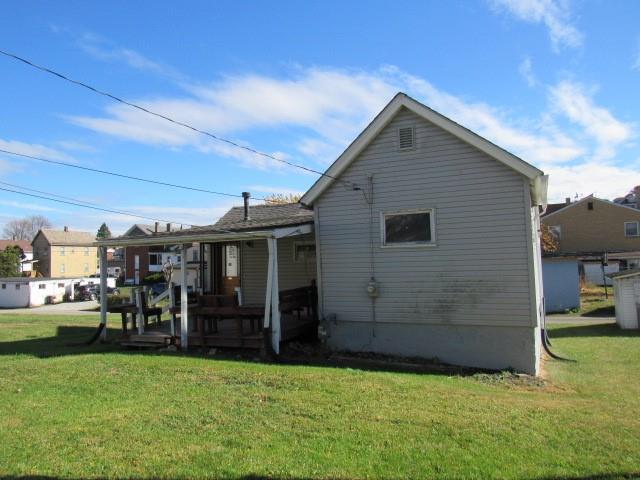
<box><xmin>220</xmin><ymin>243</ymin><xmax>240</xmax><ymax>296</ymax></box>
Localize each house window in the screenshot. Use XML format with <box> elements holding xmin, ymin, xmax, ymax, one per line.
<box><xmin>15</xmin><ymin>284</ymin><xmax>20</xmax><ymax>290</ymax></box>
<box><xmin>71</xmin><ymin>247</ymin><xmax>75</xmax><ymax>254</ymax></box>
<box><xmin>57</xmin><ymin>283</ymin><xmax>65</xmax><ymax>288</ymax></box>
<box><xmin>549</xmin><ymin>225</ymin><xmax>562</xmax><ymax>240</ymax></box>
<box><xmin>588</xmin><ymin>201</ymin><xmax>594</xmax><ymax>210</ymax></box>
<box><xmin>1</xmin><ymin>284</ymin><xmax>5</xmax><ymax>289</ymax></box>
<box><xmin>60</xmin><ymin>247</ymin><xmax>65</xmax><ymax>256</ymax></box>
<box><xmin>39</xmin><ymin>284</ymin><xmax>46</xmax><ymax>290</ymax></box>
<box><xmin>382</xmin><ymin>209</ymin><xmax>435</xmax><ymax>246</ymax></box>
<box><xmin>83</xmin><ymin>263</ymin><xmax>89</xmax><ymax>273</ymax></box>
<box><xmin>60</xmin><ymin>264</ymin><xmax>65</xmax><ymax>274</ymax></box>
<box><xmin>149</xmin><ymin>253</ymin><xmax>162</xmax><ymax>265</ymax></box>
<box><xmin>625</xmin><ymin>221</ymin><xmax>639</xmax><ymax>237</ymax></box>
<box><xmin>84</xmin><ymin>247</ymin><xmax>89</xmax><ymax>256</ymax></box>
<box><xmin>293</xmin><ymin>241</ymin><xmax>316</xmax><ymax>262</ymax></box>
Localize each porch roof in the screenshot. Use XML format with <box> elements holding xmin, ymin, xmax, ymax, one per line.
<box><xmin>96</xmin><ymin>203</ymin><xmax>314</xmax><ymax>247</ymax></box>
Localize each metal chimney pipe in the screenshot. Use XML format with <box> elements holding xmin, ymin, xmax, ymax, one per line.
<box><xmin>242</xmin><ymin>192</ymin><xmax>251</xmax><ymax>221</ymax></box>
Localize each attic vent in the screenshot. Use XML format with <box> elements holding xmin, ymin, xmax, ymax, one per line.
<box><xmin>398</xmin><ymin>127</ymin><xmax>415</xmax><ymax>150</ymax></box>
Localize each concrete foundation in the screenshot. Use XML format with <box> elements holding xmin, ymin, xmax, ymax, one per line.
<box><xmin>326</xmin><ymin>321</ymin><xmax>540</xmax><ymax>375</ymax></box>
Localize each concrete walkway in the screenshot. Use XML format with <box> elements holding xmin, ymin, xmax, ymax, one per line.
<box><xmin>546</xmin><ymin>314</ymin><xmax>615</xmax><ymax>325</ymax></box>
<box><xmin>0</xmin><ymin>300</ymin><xmax>100</xmax><ymax>315</ymax></box>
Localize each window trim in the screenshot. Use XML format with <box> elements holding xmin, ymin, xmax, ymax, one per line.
<box><xmin>380</xmin><ymin>208</ymin><xmax>436</xmax><ymax>248</ymax></box>
<box><xmin>624</xmin><ymin>221</ymin><xmax>640</xmax><ymax>237</ymax></box>
<box><xmin>292</xmin><ymin>240</ymin><xmax>317</xmax><ymax>263</ymax></box>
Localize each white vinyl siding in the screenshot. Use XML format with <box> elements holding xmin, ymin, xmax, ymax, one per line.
<box><xmin>315</xmin><ymin>107</ymin><xmax>532</xmax><ymax>327</ymax></box>
<box><xmin>241</xmin><ymin>233</ymin><xmax>316</xmax><ymax>306</ymax></box>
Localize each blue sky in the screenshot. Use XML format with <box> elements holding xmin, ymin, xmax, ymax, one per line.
<box><xmin>1</xmin><ymin>0</ymin><xmax>639</xmax><ymax>234</ymax></box>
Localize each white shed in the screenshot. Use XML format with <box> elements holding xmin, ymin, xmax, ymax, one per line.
<box><xmin>608</xmin><ymin>269</ymin><xmax>640</xmax><ymax>329</ymax></box>
<box><xmin>0</xmin><ymin>278</ymin><xmax>76</xmax><ymax>308</ymax></box>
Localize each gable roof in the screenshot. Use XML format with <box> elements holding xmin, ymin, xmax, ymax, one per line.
<box><xmin>0</xmin><ymin>239</ymin><xmax>32</xmax><ymax>252</ymax></box>
<box><xmin>541</xmin><ymin>195</ymin><xmax>640</xmax><ymax>220</ymax></box>
<box><xmin>300</xmin><ymin>92</ymin><xmax>546</xmax><ymax>207</ymax></box>
<box><xmin>122</xmin><ymin>223</ymin><xmax>182</xmax><ymax>237</ymax></box>
<box><xmin>32</xmin><ymin>229</ymin><xmax>95</xmax><ymax>246</ymax></box>
<box><xmin>213</xmin><ymin>203</ymin><xmax>313</xmax><ymax>232</ymax></box>
<box><xmin>542</xmin><ymin>202</ymin><xmax>573</xmax><ymax>217</ymax></box>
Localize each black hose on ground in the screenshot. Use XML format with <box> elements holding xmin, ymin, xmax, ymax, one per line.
<box><xmin>67</xmin><ymin>322</ymin><xmax>106</xmax><ymax>347</ymax></box>
<box><xmin>541</xmin><ymin>313</ymin><xmax>575</xmax><ymax>362</ymax></box>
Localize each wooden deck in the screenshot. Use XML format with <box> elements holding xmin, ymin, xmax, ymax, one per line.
<box><xmin>118</xmin><ymin>313</ymin><xmax>316</xmax><ymax>350</ymax></box>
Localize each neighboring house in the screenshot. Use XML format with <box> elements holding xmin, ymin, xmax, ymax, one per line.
<box><xmin>31</xmin><ymin>227</ymin><xmax>97</xmax><ymax>278</ymax></box>
<box><xmin>542</xmin><ymin>195</ymin><xmax>640</xmax><ymax>285</ymax></box>
<box><xmin>0</xmin><ymin>240</ymin><xmax>34</xmax><ymax>275</ymax></box>
<box><xmin>98</xmin><ymin>93</ymin><xmax>547</xmax><ymax>375</ymax></box>
<box><xmin>542</xmin><ymin>196</ymin><xmax>640</xmax><ymax>255</ymax></box>
<box><xmin>123</xmin><ymin>223</ymin><xmax>197</xmax><ymax>286</ymax></box>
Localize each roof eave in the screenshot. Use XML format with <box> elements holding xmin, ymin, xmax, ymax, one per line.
<box><xmin>301</xmin><ymin>92</ymin><xmax>544</xmax><ymax>207</ymax></box>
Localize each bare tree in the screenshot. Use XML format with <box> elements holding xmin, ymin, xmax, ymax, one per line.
<box><xmin>264</xmin><ymin>193</ymin><xmax>302</xmax><ymax>205</ymax></box>
<box><xmin>2</xmin><ymin>215</ymin><xmax>53</xmax><ymax>241</ymax></box>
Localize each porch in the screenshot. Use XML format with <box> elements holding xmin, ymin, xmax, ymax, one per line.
<box><xmin>95</xmin><ymin>204</ymin><xmax>317</xmax><ymax>355</ymax></box>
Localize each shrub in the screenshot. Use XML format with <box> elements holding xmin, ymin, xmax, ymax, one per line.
<box><xmin>142</xmin><ymin>273</ymin><xmax>165</xmax><ymax>285</ymax></box>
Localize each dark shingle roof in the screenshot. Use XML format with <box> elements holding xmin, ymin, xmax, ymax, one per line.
<box><xmin>111</xmin><ymin>203</ymin><xmax>313</xmax><ymax>242</ymax></box>
<box><xmin>213</xmin><ymin>203</ymin><xmax>313</xmax><ymax>232</ymax></box>
<box><xmin>542</xmin><ymin>202</ymin><xmax>571</xmax><ymax>217</ymax></box>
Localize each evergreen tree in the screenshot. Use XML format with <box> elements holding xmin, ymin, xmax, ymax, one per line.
<box><xmin>96</xmin><ymin>223</ymin><xmax>112</xmax><ymax>240</ymax></box>
<box><xmin>0</xmin><ymin>246</ymin><xmax>23</xmax><ymax>277</ymax></box>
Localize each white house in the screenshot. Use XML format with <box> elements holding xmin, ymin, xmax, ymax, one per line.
<box><xmin>300</xmin><ymin>93</ymin><xmax>547</xmax><ymax>375</ymax></box>
<box><xmin>96</xmin><ymin>93</ymin><xmax>547</xmax><ymax>375</ymax></box>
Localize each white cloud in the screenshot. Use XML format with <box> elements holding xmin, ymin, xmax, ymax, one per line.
<box><xmin>548</xmin><ymin>80</ymin><xmax>634</xmax><ymax>160</ymax></box>
<box><xmin>542</xmin><ymin>161</ymin><xmax>640</xmax><ymax>202</ymax></box>
<box><xmin>67</xmin><ymin>65</ymin><xmax>587</xmax><ymax>168</ymax></box>
<box><xmin>53</xmin><ymin>26</ymin><xmax>185</xmax><ymax>82</ymax></box>
<box><xmin>0</xmin><ymin>138</ymin><xmax>74</xmax><ymax>163</ymax></box>
<box><xmin>489</xmin><ymin>0</ymin><xmax>583</xmax><ymax>50</ymax></box>
<box><xmin>63</xmin><ymin>65</ymin><xmax>640</xmax><ymax>203</ymax></box>
<box><xmin>519</xmin><ymin>57</ymin><xmax>537</xmax><ymax>87</ymax></box>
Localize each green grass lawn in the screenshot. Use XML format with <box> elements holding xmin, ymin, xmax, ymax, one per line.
<box><xmin>0</xmin><ymin>315</ymin><xmax>639</xmax><ymax>479</ymax></box>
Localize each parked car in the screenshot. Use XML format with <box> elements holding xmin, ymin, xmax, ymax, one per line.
<box><xmin>74</xmin><ymin>285</ymin><xmax>98</xmax><ymax>301</ymax></box>
<box><xmin>95</xmin><ymin>285</ymin><xmax>121</xmax><ymax>296</ymax></box>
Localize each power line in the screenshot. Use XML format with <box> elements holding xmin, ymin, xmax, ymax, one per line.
<box><xmin>0</xmin><ymin>148</ymin><xmax>267</xmax><ymax>201</ymax></box>
<box><xmin>0</xmin><ymin>180</ymin><xmax>305</xmax><ymax>241</ymax></box>
<box><xmin>0</xmin><ymin>49</ymin><xmax>357</xmax><ymax>189</ymax></box>
<box><xmin>0</xmin><ymin>184</ymin><xmax>192</xmax><ymax>226</ymax></box>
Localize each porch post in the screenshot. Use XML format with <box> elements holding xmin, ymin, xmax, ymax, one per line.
<box><xmin>267</xmin><ymin>237</ymin><xmax>281</xmax><ymax>354</ymax></box>
<box><xmin>99</xmin><ymin>246</ymin><xmax>108</xmax><ymax>341</ymax></box>
<box><xmin>180</xmin><ymin>243</ymin><xmax>189</xmax><ymax>350</ymax></box>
